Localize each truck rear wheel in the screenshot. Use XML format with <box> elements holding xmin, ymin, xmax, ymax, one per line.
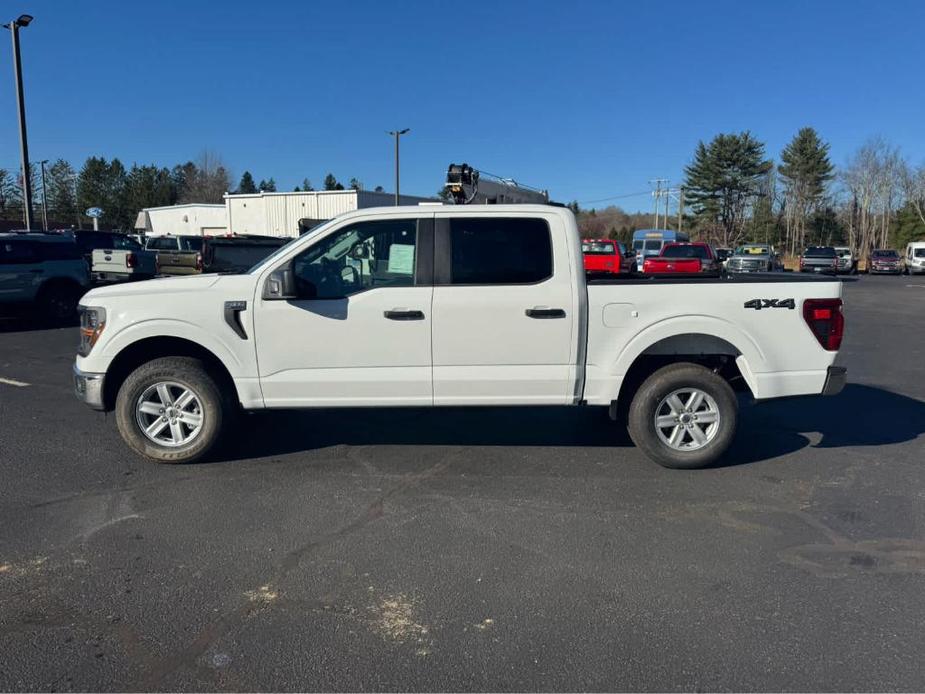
<box><xmin>115</xmin><ymin>357</ymin><xmax>227</xmax><ymax>464</ymax></box>
<box><xmin>627</xmin><ymin>362</ymin><xmax>737</xmax><ymax>469</ymax></box>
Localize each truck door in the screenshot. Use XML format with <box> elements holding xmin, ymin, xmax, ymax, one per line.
<box><xmin>254</xmin><ymin>216</ymin><xmax>434</xmax><ymax>407</ymax></box>
<box><xmin>430</xmin><ymin>213</ymin><xmax>577</xmax><ymax>405</ymax></box>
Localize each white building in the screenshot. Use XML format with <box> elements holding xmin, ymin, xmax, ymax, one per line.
<box><xmin>138</xmin><ymin>190</ymin><xmax>434</xmax><ymax>238</ymax></box>
<box><xmin>135</xmin><ymin>203</ymin><xmax>227</xmax><ymax>237</ymax></box>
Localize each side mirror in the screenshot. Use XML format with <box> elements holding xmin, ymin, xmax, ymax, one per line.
<box><xmin>262</xmin><ymin>263</ymin><xmax>297</xmax><ymax>300</ymax></box>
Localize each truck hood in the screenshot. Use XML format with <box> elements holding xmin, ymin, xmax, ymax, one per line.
<box><xmin>82</xmin><ymin>274</ymin><xmax>224</xmax><ymax>302</ymax></box>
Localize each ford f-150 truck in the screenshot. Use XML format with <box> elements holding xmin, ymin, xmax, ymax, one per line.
<box><xmin>73</xmin><ymin>205</ymin><xmax>846</xmax><ymax>469</ymax></box>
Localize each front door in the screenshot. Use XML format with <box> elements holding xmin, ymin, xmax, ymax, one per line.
<box><xmin>255</xmin><ymin>216</ymin><xmax>434</xmax><ymax>407</ymax></box>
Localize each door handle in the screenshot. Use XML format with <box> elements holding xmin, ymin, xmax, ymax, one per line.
<box><xmin>525</xmin><ymin>307</ymin><xmax>565</xmax><ymax>319</ymax></box>
<box><xmin>384</xmin><ymin>309</ymin><xmax>425</xmax><ymax>321</ymax></box>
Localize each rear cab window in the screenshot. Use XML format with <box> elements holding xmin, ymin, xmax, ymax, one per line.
<box><xmin>582</xmin><ymin>241</ymin><xmax>616</xmax><ymax>255</ymax></box>
<box><xmin>662</xmin><ymin>245</ymin><xmax>708</xmax><ymax>259</ymax></box>
<box><xmin>447</xmin><ymin>218</ymin><xmax>552</xmax><ymax>285</ymax></box>
<box><xmin>804</xmin><ymin>247</ymin><xmax>836</xmax><ymax>257</ymax></box>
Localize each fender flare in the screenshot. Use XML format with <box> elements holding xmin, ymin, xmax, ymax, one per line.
<box><xmin>100</xmin><ymin>318</ymin><xmax>246</xmax><ymax>377</ymax></box>
<box><xmin>605</xmin><ymin>315</ymin><xmax>765</xmax><ymax>399</ymax></box>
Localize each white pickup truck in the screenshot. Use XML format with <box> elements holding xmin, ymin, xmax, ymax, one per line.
<box><xmin>74</xmin><ymin>205</ymin><xmax>846</xmax><ymax>469</ymax></box>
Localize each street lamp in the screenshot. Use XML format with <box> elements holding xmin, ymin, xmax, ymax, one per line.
<box><xmin>4</xmin><ymin>14</ymin><xmax>35</xmax><ymax>230</ymax></box>
<box><xmin>387</xmin><ymin>128</ymin><xmax>410</xmax><ymax>206</ymax></box>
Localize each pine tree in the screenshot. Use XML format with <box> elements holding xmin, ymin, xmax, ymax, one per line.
<box><xmin>237</xmin><ymin>171</ymin><xmax>257</xmax><ymax>194</ymax></box>
<box><xmin>323</xmin><ymin>173</ymin><xmax>340</xmax><ymax>191</ymax></box>
<box><xmin>684</xmin><ymin>131</ymin><xmax>772</xmax><ymax>247</ymax></box>
<box><xmin>349</xmin><ymin>177</ymin><xmax>362</xmax><ymax>191</ymax></box>
<box><xmin>301</xmin><ymin>177</ymin><xmax>314</xmax><ymax>192</ymax></box>
<box><xmin>44</xmin><ymin>159</ymin><xmax>79</xmax><ymax>225</ymax></box>
<box><xmin>778</xmin><ymin>127</ymin><xmax>834</xmax><ymax>254</ymax></box>
<box><xmin>257</xmin><ymin>177</ymin><xmax>277</xmax><ymax>192</ymax></box>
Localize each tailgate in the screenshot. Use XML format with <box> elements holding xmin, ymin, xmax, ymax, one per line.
<box><xmin>157</xmin><ymin>250</ymin><xmax>200</xmax><ymax>275</ymax></box>
<box><xmin>91</xmin><ymin>248</ymin><xmax>128</xmax><ymax>273</ymax></box>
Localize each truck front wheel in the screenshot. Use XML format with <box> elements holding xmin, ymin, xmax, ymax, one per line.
<box><xmin>115</xmin><ymin>356</ymin><xmax>227</xmax><ymax>464</ymax></box>
<box><xmin>627</xmin><ymin>362</ymin><xmax>737</xmax><ymax>469</ymax></box>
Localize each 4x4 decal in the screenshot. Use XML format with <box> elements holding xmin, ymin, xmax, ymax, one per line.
<box><xmin>744</xmin><ymin>298</ymin><xmax>796</xmax><ymax>310</ymax></box>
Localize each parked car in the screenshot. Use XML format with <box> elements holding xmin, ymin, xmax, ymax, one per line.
<box><xmin>799</xmin><ymin>246</ymin><xmax>838</xmax><ymax>274</ymax></box>
<box><xmin>0</xmin><ymin>233</ymin><xmax>88</xmax><ymax>321</ymax></box>
<box><xmin>145</xmin><ymin>235</ymin><xmax>205</xmax><ymax>275</ymax></box>
<box><xmin>75</xmin><ymin>205</ymin><xmax>847</xmax><ymax>470</ymax></box>
<box><xmin>868</xmin><ymin>249</ymin><xmax>902</xmax><ymax>275</ymax></box>
<box><xmin>904</xmin><ymin>241</ymin><xmax>925</xmax><ymax>275</ymax></box>
<box><xmin>643</xmin><ymin>242</ymin><xmax>720</xmax><ymax>274</ymax></box>
<box><xmin>581</xmin><ymin>238</ymin><xmax>635</xmax><ymax>275</ymax></box>
<box><xmin>725</xmin><ymin>244</ymin><xmax>782</xmax><ymax>273</ymax></box>
<box><xmin>833</xmin><ymin>246</ymin><xmax>858</xmax><ymax>275</ymax></box>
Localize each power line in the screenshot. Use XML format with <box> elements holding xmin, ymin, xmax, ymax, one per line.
<box><xmin>576</xmin><ymin>190</ymin><xmax>653</xmax><ymax>205</ymax></box>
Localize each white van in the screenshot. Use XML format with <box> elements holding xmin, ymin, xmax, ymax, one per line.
<box><xmin>904</xmin><ymin>242</ymin><xmax>925</xmax><ymax>275</ymax></box>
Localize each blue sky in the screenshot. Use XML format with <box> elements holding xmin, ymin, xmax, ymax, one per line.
<box><xmin>2</xmin><ymin>0</ymin><xmax>924</xmax><ymax>210</ymax></box>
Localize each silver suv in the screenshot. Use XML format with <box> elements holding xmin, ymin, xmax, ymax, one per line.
<box><xmin>0</xmin><ymin>233</ymin><xmax>89</xmax><ymax>321</ymax></box>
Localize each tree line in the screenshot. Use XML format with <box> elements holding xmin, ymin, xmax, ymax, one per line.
<box><xmin>0</xmin><ymin>150</ymin><xmax>375</xmax><ymax>231</ymax></box>
<box><xmin>576</xmin><ymin>129</ymin><xmax>925</xmax><ymax>259</ymax></box>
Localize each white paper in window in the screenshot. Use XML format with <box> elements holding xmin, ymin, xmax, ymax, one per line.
<box><xmin>387</xmin><ymin>244</ymin><xmax>415</xmax><ymax>275</ymax></box>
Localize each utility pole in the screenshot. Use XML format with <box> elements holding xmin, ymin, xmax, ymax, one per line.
<box><xmin>677</xmin><ymin>186</ymin><xmax>684</xmax><ymax>233</ymax></box>
<box><xmin>4</xmin><ymin>15</ymin><xmax>35</xmax><ymax>230</ymax></box>
<box><xmin>649</xmin><ymin>178</ymin><xmax>668</xmax><ymax>229</ymax></box>
<box><xmin>39</xmin><ymin>159</ymin><xmax>48</xmax><ymax>230</ymax></box>
<box><xmin>387</xmin><ymin>128</ymin><xmax>410</xmax><ymax>206</ymax></box>
<box><xmin>664</xmin><ymin>181</ymin><xmax>670</xmax><ymax>229</ymax></box>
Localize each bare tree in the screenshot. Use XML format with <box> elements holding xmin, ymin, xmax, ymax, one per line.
<box><xmin>900</xmin><ymin>160</ymin><xmax>925</xmax><ymax>227</ymax></box>
<box><xmin>178</xmin><ymin>150</ymin><xmax>232</xmax><ymax>204</ymax></box>
<box><xmin>840</xmin><ymin>138</ymin><xmax>903</xmax><ymax>260</ymax></box>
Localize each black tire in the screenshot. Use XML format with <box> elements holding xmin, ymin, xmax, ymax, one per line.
<box><xmin>37</xmin><ymin>281</ymin><xmax>81</xmax><ymax>323</ymax></box>
<box><xmin>627</xmin><ymin>362</ymin><xmax>738</xmax><ymax>469</ymax></box>
<box><xmin>115</xmin><ymin>356</ymin><xmax>227</xmax><ymax>464</ymax></box>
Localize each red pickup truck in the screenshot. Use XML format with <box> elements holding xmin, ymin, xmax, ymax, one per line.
<box><xmin>582</xmin><ymin>239</ymin><xmax>634</xmax><ymax>275</ymax></box>
<box><xmin>643</xmin><ymin>242</ymin><xmax>719</xmax><ymax>274</ymax></box>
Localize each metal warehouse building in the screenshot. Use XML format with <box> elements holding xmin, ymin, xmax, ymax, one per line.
<box><xmin>137</xmin><ymin>190</ymin><xmax>434</xmax><ymax>238</ymax></box>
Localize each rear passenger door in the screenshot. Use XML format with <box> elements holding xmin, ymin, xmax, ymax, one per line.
<box><xmin>0</xmin><ymin>240</ymin><xmax>41</xmax><ymax>301</ymax></box>
<box><xmin>431</xmin><ymin>213</ymin><xmax>578</xmax><ymax>405</ymax></box>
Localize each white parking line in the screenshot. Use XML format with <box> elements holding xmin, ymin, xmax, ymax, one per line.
<box><xmin>0</xmin><ymin>377</ymin><xmax>30</xmax><ymax>387</ymax></box>
<box><xmin>906</xmin><ymin>284</ymin><xmax>925</xmax><ymax>288</ymax></box>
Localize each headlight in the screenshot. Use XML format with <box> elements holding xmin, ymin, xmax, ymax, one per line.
<box><xmin>78</xmin><ymin>306</ymin><xmax>106</xmax><ymax>357</ymax></box>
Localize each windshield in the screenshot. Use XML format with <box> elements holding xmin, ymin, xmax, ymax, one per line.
<box><xmin>633</xmin><ymin>240</ymin><xmax>644</xmax><ymax>251</ymax></box>
<box><xmin>180</xmin><ymin>237</ymin><xmax>204</xmax><ymax>251</ymax></box>
<box><xmin>804</xmin><ymin>247</ymin><xmax>835</xmax><ymax>257</ymax></box>
<box><xmin>248</xmin><ymin>221</ymin><xmax>340</xmax><ymax>274</ymax></box>
<box><xmin>736</xmin><ymin>246</ymin><xmax>769</xmax><ymax>255</ymax></box>
<box><xmin>644</xmin><ymin>240</ymin><xmax>662</xmax><ymax>251</ymax></box>
<box><xmin>662</xmin><ymin>245</ymin><xmax>708</xmax><ymax>259</ymax></box>
<box><xmin>872</xmin><ymin>250</ymin><xmax>899</xmax><ymax>258</ymax></box>
<box><xmin>582</xmin><ymin>241</ymin><xmax>615</xmax><ymax>255</ymax></box>
<box><xmin>835</xmin><ymin>248</ymin><xmax>851</xmax><ymax>257</ymax></box>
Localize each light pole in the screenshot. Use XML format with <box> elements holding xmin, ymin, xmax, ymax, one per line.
<box><xmin>387</xmin><ymin>128</ymin><xmax>410</xmax><ymax>206</ymax></box>
<box><xmin>39</xmin><ymin>159</ymin><xmax>48</xmax><ymax>230</ymax></box>
<box><xmin>3</xmin><ymin>14</ymin><xmax>35</xmax><ymax>230</ymax></box>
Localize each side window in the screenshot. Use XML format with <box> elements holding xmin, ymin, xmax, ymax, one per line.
<box><xmin>180</xmin><ymin>237</ymin><xmax>204</xmax><ymax>252</ymax></box>
<box><xmin>448</xmin><ymin>218</ymin><xmax>552</xmax><ymax>285</ymax></box>
<box><xmin>36</xmin><ymin>242</ymin><xmax>82</xmax><ymax>262</ymax></box>
<box><xmin>292</xmin><ymin>219</ymin><xmax>418</xmax><ymax>299</ymax></box>
<box><xmin>0</xmin><ymin>240</ymin><xmax>38</xmax><ymax>264</ymax></box>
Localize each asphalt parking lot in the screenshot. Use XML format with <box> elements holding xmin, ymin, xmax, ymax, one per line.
<box><xmin>1</xmin><ymin>274</ymin><xmax>924</xmax><ymax>692</ymax></box>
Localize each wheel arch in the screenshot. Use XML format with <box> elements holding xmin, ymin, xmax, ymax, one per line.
<box><xmin>102</xmin><ymin>336</ymin><xmax>239</xmax><ymax>412</ymax></box>
<box><xmin>607</xmin><ymin>326</ymin><xmax>758</xmax><ymax>420</ymax></box>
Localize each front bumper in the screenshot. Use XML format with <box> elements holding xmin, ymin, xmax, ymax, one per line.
<box><xmin>822</xmin><ymin>366</ymin><xmax>847</xmax><ymax>396</ymax></box>
<box><xmin>73</xmin><ymin>363</ymin><xmax>106</xmax><ymax>410</ymax></box>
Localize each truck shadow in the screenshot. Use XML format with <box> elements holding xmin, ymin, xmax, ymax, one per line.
<box><xmin>219</xmin><ymin>384</ymin><xmax>925</xmax><ymax>467</ymax></box>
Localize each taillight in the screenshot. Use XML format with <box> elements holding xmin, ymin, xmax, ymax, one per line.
<box><xmin>195</xmin><ymin>252</ymin><xmax>203</xmax><ymax>271</ymax></box>
<box><xmin>803</xmin><ymin>298</ymin><xmax>844</xmax><ymax>351</ymax></box>
<box><xmin>125</xmin><ymin>252</ymin><xmax>137</xmax><ymax>268</ymax></box>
